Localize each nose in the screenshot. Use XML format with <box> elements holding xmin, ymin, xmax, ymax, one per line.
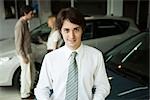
<box><xmin>69</xmin><ymin>30</ymin><xmax>75</xmax><ymax>39</ymax></box>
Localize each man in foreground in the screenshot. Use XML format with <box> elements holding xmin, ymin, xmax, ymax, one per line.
<box><xmin>35</xmin><ymin>7</ymin><xmax>110</xmax><ymax>100</ymax></box>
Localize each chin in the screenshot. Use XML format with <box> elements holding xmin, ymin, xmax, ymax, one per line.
<box><xmin>66</xmin><ymin>44</ymin><xmax>76</xmax><ymax>49</ymax></box>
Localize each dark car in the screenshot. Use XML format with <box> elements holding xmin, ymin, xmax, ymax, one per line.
<box><xmin>104</xmin><ymin>31</ymin><xmax>149</xmax><ymax>99</ymax></box>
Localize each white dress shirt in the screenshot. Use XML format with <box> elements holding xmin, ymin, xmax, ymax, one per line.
<box><xmin>34</xmin><ymin>43</ymin><xmax>110</xmax><ymax>100</ymax></box>
<box><xmin>47</xmin><ymin>30</ymin><xmax>63</xmax><ymax>50</ymax></box>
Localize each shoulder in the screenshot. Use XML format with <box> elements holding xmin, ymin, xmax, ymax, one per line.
<box><xmin>45</xmin><ymin>46</ymin><xmax>64</xmax><ymax>58</ymax></box>
<box><xmin>15</xmin><ymin>19</ymin><xmax>24</xmax><ymax>27</ymax></box>
<box><xmin>53</xmin><ymin>30</ymin><xmax>59</xmax><ymax>34</ymax></box>
<box><xmin>83</xmin><ymin>45</ymin><xmax>103</xmax><ymax>57</ymax></box>
<box><xmin>82</xmin><ymin>45</ymin><xmax>105</xmax><ymax>63</ymax></box>
<box><xmin>53</xmin><ymin>30</ymin><xmax>61</xmax><ymax>36</ymax></box>
<box><xmin>84</xmin><ymin>45</ymin><xmax>102</xmax><ymax>54</ymax></box>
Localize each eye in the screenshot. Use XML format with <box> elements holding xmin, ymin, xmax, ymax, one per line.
<box><xmin>63</xmin><ymin>28</ymin><xmax>69</xmax><ymax>33</ymax></box>
<box><xmin>74</xmin><ymin>27</ymin><xmax>80</xmax><ymax>32</ymax></box>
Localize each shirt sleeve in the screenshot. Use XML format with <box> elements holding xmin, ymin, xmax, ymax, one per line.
<box><xmin>93</xmin><ymin>52</ymin><xmax>111</xmax><ymax>100</ymax></box>
<box><xmin>34</xmin><ymin>55</ymin><xmax>53</xmax><ymax>100</ymax></box>
<box><xmin>15</xmin><ymin>22</ymin><xmax>26</xmax><ymax>58</ymax></box>
<box><xmin>52</xmin><ymin>31</ymin><xmax>61</xmax><ymax>42</ymax></box>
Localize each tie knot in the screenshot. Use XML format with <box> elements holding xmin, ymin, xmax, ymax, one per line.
<box><xmin>71</xmin><ymin>52</ymin><xmax>77</xmax><ymax>58</ymax></box>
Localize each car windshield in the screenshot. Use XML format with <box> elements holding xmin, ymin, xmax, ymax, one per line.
<box><xmin>105</xmin><ymin>32</ymin><xmax>149</xmax><ymax>84</ymax></box>
<box><xmin>31</xmin><ymin>23</ymin><xmax>51</xmax><ymax>44</ymax></box>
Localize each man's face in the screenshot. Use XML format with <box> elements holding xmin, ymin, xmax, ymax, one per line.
<box><xmin>25</xmin><ymin>11</ymin><xmax>34</xmax><ymax>20</ymax></box>
<box><xmin>61</xmin><ymin>19</ymin><xmax>83</xmax><ymax>50</ymax></box>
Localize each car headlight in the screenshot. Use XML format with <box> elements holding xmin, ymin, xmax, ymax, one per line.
<box><xmin>0</xmin><ymin>57</ymin><xmax>12</xmax><ymax>65</ymax></box>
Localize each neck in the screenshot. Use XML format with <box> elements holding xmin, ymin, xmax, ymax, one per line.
<box><xmin>66</xmin><ymin>43</ymin><xmax>81</xmax><ymax>51</ymax></box>
<box><xmin>21</xmin><ymin>16</ymin><xmax>27</xmax><ymax>21</ymax></box>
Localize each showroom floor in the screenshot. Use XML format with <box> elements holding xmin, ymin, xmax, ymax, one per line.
<box><xmin>0</xmin><ymin>86</ymin><xmax>21</xmax><ymax>100</ymax></box>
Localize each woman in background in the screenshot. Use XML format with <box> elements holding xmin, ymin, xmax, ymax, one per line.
<box><xmin>38</xmin><ymin>15</ymin><xmax>64</xmax><ymax>53</ymax></box>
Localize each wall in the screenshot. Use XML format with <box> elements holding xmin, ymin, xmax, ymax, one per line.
<box><xmin>0</xmin><ymin>1</ymin><xmax>17</xmax><ymax>40</ymax></box>
<box><xmin>0</xmin><ymin>0</ymin><xmax>52</xmax><ymax>40</ymax></box>
<box><xmin>38</xmin><ymin>0</ymin><xmax>52</xmax><ymax>23</ymax></box>
<box><xmin>0</xmin><ymin>0</ymin><xmax>149</xmax><ymax>40</ymax></box>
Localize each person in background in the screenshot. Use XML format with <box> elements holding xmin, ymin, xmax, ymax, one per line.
<box><xmin>14</xmin><ymin>5</ymin><xmax>36</xmax><ymax>99</ymax></box>
<box><xmin>34</xmin><ymin>7</ymin><xmax>110</xmax><ymax>100</ymax></box>
<box><xmin>38</xmin><ymin>15</ymin><xmax>64</xmax><ymax>53</ymax></box>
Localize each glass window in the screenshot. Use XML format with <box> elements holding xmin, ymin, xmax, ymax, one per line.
<box><xmin>4</xmin><ymin>0</ymin><xmax>16</xmax><ymax>19</ymax></box>
<box><xmin>82</xmin><ymin>22</ymin><xmax>94</xmax><ymax>40</ymax></box>
<box><xmin>75</xmin><ymin>0</ymin><xmax>107</xmax><ymax>16</ymax></box>
<box><xmin>94</xmin><ymin>19</ymin><xmax>129</xmax><ymax>38</ymax></box>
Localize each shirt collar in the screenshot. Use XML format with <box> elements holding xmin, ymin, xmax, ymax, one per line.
<box><xmin>64</xmin><ymin>43</ymin><xmax>84</xmax><ymax>60</ymax></box>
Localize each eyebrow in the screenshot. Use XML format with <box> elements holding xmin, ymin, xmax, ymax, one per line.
<box><xmin>74</xmin><ymin>27</ymin><xmax>81</xmax><ymax>29</ymax></box>
<box><xmin>63</xmin><ymin>26</ymin><xmax>81</xmax><ymax>29</ymax></box>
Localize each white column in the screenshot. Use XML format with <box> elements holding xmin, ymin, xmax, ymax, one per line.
<box><xmin>107</xmin><ymin>0</ymin><xmax>113</xmax><ymax>16</ymax></box>
<box><xmin>107</xmin><ymin>0</ymin><xmax>123</xmax><ymax>16</ymax></box>
<box><xmin>71</xmin><ymin>0</ymin><xmax>74</xmax><ymax>7</ymax></box>
<box><xmin>26</xmin><ymin>0</ymin><xmax>29</xmax><ymax>5</ymax></box>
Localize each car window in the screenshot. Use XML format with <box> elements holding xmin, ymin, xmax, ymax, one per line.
<box><xmin>94</xmin><ymin>19</ymin><xmax>129</xmax><ymax>38</ymax></box>
<box><xmin>31</xmin><ymin>23</ymin><xmax>50</xmax><ymax>36</ymax></box>
<box><xmin>82</xmin><ymin>22</ymin><xmax>94</xmax><ymax>40</ymax></box>
<box><xmin>31</xmin><ymin>23</ymin><xmax>50</xmax><ymax>44</ymax></box>
<box><xmin>82</xmin><ymin>19</ymin><xmax>129</xmax><ymax>40</ymax></box>
<box><xmin>105</xmin><ymin>32</ymin><xmax>149</xmax><ymax>84</ymax></box>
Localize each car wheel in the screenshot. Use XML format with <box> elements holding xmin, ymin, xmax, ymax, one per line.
<box><xmin>13</xmin><ymin>63</ymin><xmax>40</xmax><ymax>90</ymax></box>
<box><xmin>34</xmin><ymin>62</ymin><xmax>41</xmax><ymax>87</ymax></box>
<box><xmin>13</xmin><ymin>67</ymin><xmax>21</xmax><ymax>89</ymax></box>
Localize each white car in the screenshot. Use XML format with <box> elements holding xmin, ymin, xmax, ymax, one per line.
<box><xmin>0</xmin><ymin>16</ymin><xmax>140</xmax><ymax>86</ymax></box>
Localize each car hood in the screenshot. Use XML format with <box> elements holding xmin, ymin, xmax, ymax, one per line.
<box><xmin>0</xmin><ymin>38</ymin><xmax>47</xmax><ymax>63</ymax></box>
<box><xmin>107</xmin><ymin>68</ymin><xmax>149</xmax><ymax>99</ymax></box>
<box><xmin>0</xmin><ymin>38</ymin><xmax>16</xmax><ymax>57</ymax></box>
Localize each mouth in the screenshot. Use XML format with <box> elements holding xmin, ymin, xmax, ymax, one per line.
<box><xmin>67</xmin><ymin>39</ymin><xmax>76</xmax><ymax>44</ymax></box>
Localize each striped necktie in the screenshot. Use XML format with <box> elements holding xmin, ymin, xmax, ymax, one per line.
<box><xmin>65</xmin><ymin>52</ymin><xmax>78</xmax><ymax>100</ymax></box>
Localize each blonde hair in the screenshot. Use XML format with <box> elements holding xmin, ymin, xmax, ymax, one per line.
<box><xmin>47</xmin><ymin>15</ymin><xmax>57</xmax><ymax>30</ymax></box>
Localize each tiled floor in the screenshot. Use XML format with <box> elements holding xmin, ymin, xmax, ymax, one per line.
<box><xmin>0</xmin><ymin>86</ymin><xmax>21</xmax><ymax>100</ymax></box>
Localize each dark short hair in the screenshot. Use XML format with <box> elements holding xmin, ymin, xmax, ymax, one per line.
<box><xmin>20</xmin><ymin>5</ymin><xmax>34</xmax><ymax>16</ymax></box>
<box><xmin>56</xmin><ymin>7</ymin><xmax>86</xmax><ymax>33</ymax></box>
